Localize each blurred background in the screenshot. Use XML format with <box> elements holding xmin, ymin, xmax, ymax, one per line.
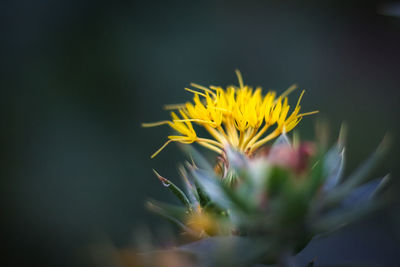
<box><xmin>1</xmin><ymin>0</ymin><xmax>400</xmax><ymax>266</ymax></box>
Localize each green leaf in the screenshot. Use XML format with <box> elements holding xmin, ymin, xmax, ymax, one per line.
<box><xmin>220</xmin><ymin>182</ymin><xmax>253</xmax><ymax>213</ymax></box>
<box><xmin>323</xmin><ymin>138</ymin><xmax>389</xmax><ymax>206</ymax></box>
<box><xmin>341</xmin><ymin>137</ymin><xmax>388</xmax><ymax>189</ymax></box>
<box><xmin>190</xmin><ymin>172</ymin><xmax>212</xmax><ymax>207</ymax></box>
<box><xmin>203</xmin><ymin>202</ymin><xmax>227</xmax><ymax>216</ymax></box>
<box><xmin>146</xmin><ymin>200</ymin><xmax>195</xmax><ymax>234</ymax></box>
<box><xmin>192</xmin><ymin>169</ymin><xmax>232</xmax><ymax>210</ymax></box>
<box><xmin>341</xmin><ymin>177</ymin><xmax>386</xmax><ymax>208</ymax></box>
<box><xmin>370</xmin><ymin>174</ymin><xmax>391</xmax><ymax>198</ymax></box>
<box><xmin>179</xmin><ymin>164</ymin><xmax>200</xmax><ymax>207</ymax></box>
<box><xmin>153</xmin><ymin>169</ymin><xmax>192</xmax><ymax>212</ymax></box>
<box><xmin>323</xmin><ymin>145</ymin><xmax>345</xmax><ymax>192</ymax></box>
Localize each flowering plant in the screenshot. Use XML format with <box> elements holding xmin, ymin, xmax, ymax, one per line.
<box><xmin>142</xmin><ymin>71</ymin><xmax>389</xmax><ymax>267</ymax></box>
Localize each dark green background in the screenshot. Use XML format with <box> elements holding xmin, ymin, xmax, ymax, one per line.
<box><xmin>1</xmin><ymin>0</ymin><xmax>400</xmax><ymax>265</ymax></box>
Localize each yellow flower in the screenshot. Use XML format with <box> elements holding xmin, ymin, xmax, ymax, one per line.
<box><xmin>143</xmin><ymin>70</ymin><xmax>318</xmax><ymax>158</ymax></box>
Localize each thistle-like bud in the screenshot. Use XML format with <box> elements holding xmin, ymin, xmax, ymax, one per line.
<box><xmin>143</xmin><ymin>71</ymin><xmax>389</xmax><ymax>266</ymax></box>
<box><xmin>147</xmin><ymin>131</ymin><xmax>389</xmax><ymax>265</ymax></box>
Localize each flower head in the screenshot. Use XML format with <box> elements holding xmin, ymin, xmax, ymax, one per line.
<box><xmin>143</xmin><ymin>71</ymin><xmax>318</xmax><ymax>158</ymax></box>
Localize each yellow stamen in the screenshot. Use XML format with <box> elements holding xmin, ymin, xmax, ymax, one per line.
<box><xmin>173</xmin><ymin>118</ymin><xmax>217</xmax><ymax>126</ymax></box>
<box><xmin>151</xmin><ymin>139</ymin><xmax>174</xmax><ymax>158</ymax></box>
<box><xmin>198</xmin><ymin>141</ymin><xmax>223</xmax><ymax>154</ymax></box>
<box><xmin>164</xmin><ymin>103</ymin><xmax>186</xmax><ymax>110</ymax></box>
<box><xmin>198</xmin><ymin>137</ymin><xmax>225</xmax><ymax>148</ymax></box>
<box><xmin>250</xmin><ymin>129</ymin><xmax>281</xmax><ymax>153</ymax></box>
<box><xmin>143</xmin><ymin>71</ymin><xmax>317</xmax><ymax>157</ymax></box>
<box><xmin>296</xmin><ymin>90</ymin><xmax>306</xmax><ymax>108</ymax></box>
<box><xmin>204</xmin><ymin>125</ymin><xmax>227</xmax><ymax>145</ymax></box>
<box><xmin>185</xmin><ymin>88</ymin><xmax>207</xmax><ymax>98</ymax></box>
<box><xmin>190</xmin><ymin>83</ymin><xmax>217</xmax><ymax>98</ymax></box>
<box><xmin>279</xmin><ymin>84</ymin><xmax>298</xmax><ymax>99</ymax></box>
<box><xmin>298</xmin><ymin>110</ymin><xmax>319</xmax><ymax>117</ymax></box>
<box><xmin>235</xmin><ymin>69</ymin><xmax>244</xmax><ymax>89</ymax></box>
<box><xmin>142</xmin><ymin>121</ymin><xmax>171</xmax><ymax>127</ymax></box>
